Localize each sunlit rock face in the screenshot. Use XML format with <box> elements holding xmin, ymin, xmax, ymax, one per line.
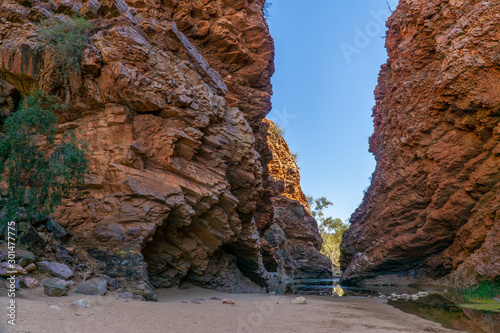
<box><xmin>0</xmin><ymin>0</ymin><xmax>329</xmax><ymax>298</ymax></box>
<box><xmin>261</xmin><ymin>119</ymin><xmax>331</xmax><ymax>281</ymax></box>
<box><xmin>341</xmin><ymin>0</ymin><xmax>500</xmax><ymax>287</ymax></box>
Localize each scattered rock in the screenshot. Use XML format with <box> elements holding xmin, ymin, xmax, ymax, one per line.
<box><xmin>18</xmin><ymin>222</ymin><xmax>47</xmax><ymax>256</ymax></box>
<box><xmin>46</xmin><ymin>218</ymin><xmax>70</xmax><ymax>241</ymax></box>
<box><xmin>75</xmin><ymin>278</ymin><xmax>107</xmax><ymax>296</ymax></box>
<box><xmin>22</xmin><ymin>277</ymin><xmax>39</xmax><ymax>288</ymax></box>
<box><xmin>211</xmin><ymin>297</ymin><xmax>221</xmax><ymax>300</ymax></box>
<box><xmin>72</xmin><ymin>299</ymin><xmax>91</xmax><ymax>307</ymax></box>
<box><xmin>24</xmin><ymin>263</ymin><xmax>37</xmax><ymax>272</ymax></box>
<box><xmin>37</xmin><ymin>261</ymin><xmax>74</xmax><ymax>280</ymax></box>
<box><xmin>191</xmin><ymin>300</ymin><xmax>201</xmax><ymax>304</ymax></box>
<box><xmin>0</xmin><ymin>245</ymin><xmax>35</xmax><ymax>267</ymax></box>
<box><xmin>0</xmin><ymin>262</ymin><xmax>27</xmax><ymax>277</ymax></box>
<box><xmin>43</xmin><ymin>278</ymin><xmax>69</xmax><ymax>297</ymax></box>
<box><xmin>107</xmin><ymin>278</ymin><xmax>120</xmax><ymax>291</ymax></box>
<box><xmin>291</xmin><ymin>297</ymin><xmax>307</xmax><ymax>304</ymax></box>
<box><xmin>222</xmin><ymin>298</ymin><xmax>235</xmax><ymax>305</ymax></box>
<box><xmin>118</xmin><ymin>292</ymin><xmax>133</xmax><ymax>299</ymax></box>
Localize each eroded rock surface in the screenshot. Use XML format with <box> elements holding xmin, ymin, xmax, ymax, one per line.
<box><xmin>341</xmin><ymin>0</ymin><xmax>500</xmax><ymax>287</ymax></box>
<box><xmin>0</xmin><ymin>0</ymin><xmax>329</xmax><ymax>298</ymax></box>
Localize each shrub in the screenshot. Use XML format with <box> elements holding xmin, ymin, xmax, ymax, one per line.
<box><xmin>460</xmin><ymin>280</ymin><xmax>500</xmax><ymax>300</ymax></box>
<box><xmin>38</xmin><ymin>18</ymin><xmax>93</xmax><ymax>75</ymax></box>
<box><xmin>0</xmin><ymin>91</ymin><xmax>89</xmax><ymax>224</ymax></box>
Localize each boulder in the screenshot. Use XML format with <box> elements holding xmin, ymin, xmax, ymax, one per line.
<box><xmin>24</xmin><ymin>263</ymin><xmax>36</xmax><ymax>272</ymax></box>
<box><xmin>22</xmin><ymin>277</ymin><xmax>39</xmax><ymax>288</ymax></box>
<box><xmin>46</xmin><ymin>218</ymin><xmax>70</xmax><ymax>241</ymax></box>
<box><xmin>0</xmin><ymin>245</ymin><xmax>36</xmax><ymax>267</ymax></box>
<box><xmin>0</xmin><ymin>262</ymin><xmax>27</xmax><ymax>277</ymax></box>
<box><xmin>75</xmin><ymin>278</ymin><xmax>107</xmax><ymax>296</ymax></box>
<box><xmin>37</xmin><ymin>261</ymin><xmax>74</xmax><ymax>280</ymax></box>
<box><xmin>18</xmin><ymin>222</ymin><xmax>47</xmax><ymax>256</ymax></box>
<box><xmin>43</xmin><ymin>278</ymin><xmax>69</xmax><ymax>297</ymax></box>
<box><xmin>107</xmin><ymin>278</ymin><xmax>120</xmax><ymax>291</ymax></box>
<box><xmin>118</xmin><ymin>291</ymin><xmax>133</xmax><ymax>299</ymax></box>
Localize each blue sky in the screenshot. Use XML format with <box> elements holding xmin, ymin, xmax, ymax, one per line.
<box><xmin>266</xmin><ymin>0</ymin><xmax>399</xmax><ymax>222</ymax></box>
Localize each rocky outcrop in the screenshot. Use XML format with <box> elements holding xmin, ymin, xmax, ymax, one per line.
<box><xmin>261</xmin><ymin>119</ymin><xmax>331</xmax><ymax>281</ymax></box>
<box><xmin>263</xmin><ymin>119</ymin><xmax>310</xmax><ymax>210</ymax></box>
<box><xmin>341</xmin><ymin>0</ymin><xmax>500</xmax><ymax>287</ymax></box>
<box><xmin>0</xmin><ymin>0</ymin><xmax>328</xmax><ymax>299</ymax></box>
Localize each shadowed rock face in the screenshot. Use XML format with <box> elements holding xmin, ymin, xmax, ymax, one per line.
<box><xmin>0</xmin><ymin>0</ymin><xmax>329</xmax><ymax>298</ymax></box>
<box><xmin>341</xmin><ymin>0</ymin><xmax>500</xmax><ymax>287</ymax></box>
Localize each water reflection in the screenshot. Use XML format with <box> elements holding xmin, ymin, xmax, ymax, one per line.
<box><xmin>389</xmin><ymin>294</ymin><xmax>500</xmax><ymax>333</ymax></box>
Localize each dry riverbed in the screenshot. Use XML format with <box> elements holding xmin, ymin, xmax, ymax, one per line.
<box><xmin>0</xmin><ymin>287</ymin><xmax>462</xmax><ymax>333</ymax></box>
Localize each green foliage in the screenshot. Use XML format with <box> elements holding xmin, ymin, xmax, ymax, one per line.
<box><xmin>38</xmin><ymin>17</ymin><xmax>93</xmax><ymax>75</ymax></box>
<box><xmin>460</xmin><ymin>280</ymin><xmax>500</xmax><ymax>301</ymax></box>
<box><xmin>308</xmin><ymin>196</ymin><xmax>349</xmax><ymax>267</ymax></box>
<box><xmin>0</xmin><ymin>91</ymin><xmax>89</xmax><ymax>225</ymax></box>
<box><xmin>268</xmin><ymin>123</ymin><xmax>285</xmax><ymax>145</ymax></box>
<box><xmin>270</xmin><ymin>123</ymin><xmax>284</xmax><ymax>137</ymax></box>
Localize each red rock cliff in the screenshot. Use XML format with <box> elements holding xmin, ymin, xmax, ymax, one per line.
<box><xmin>0</xmin><ymin>0</ymin><xmax>329</xmax><ymax>298</ymax></box>
<box><xmin>341</xmin><ymin>0</ymin><xmax>500</xmax><ymax>287</ymax></box>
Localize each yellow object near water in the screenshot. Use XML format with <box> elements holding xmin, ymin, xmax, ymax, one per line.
<box><xmin>333</xmin><ymin>284</ymin><xmax>345</xmax><ymax>297</ymax></box>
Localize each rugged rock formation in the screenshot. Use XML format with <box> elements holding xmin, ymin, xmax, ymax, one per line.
<box><xmin>0</xmin><ymin>0</ymin><xmax>329</xmax><ymax>299</ymax></box>
<box><xmin>341</xmin><ymin>0</ymin><xmax>500</xmax><ymax>287</ymax></box>
<box><xmin>261</xmin><ymin>119</ymin><xmax>331</xmax><ymax>281</ymax></box>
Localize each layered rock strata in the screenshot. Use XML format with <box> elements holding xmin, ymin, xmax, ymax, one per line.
<box><xmin>341</xmin><ymin>0</ymin><xmax>500</xmax><ymax>287</ymax></box>
<box><xmin>0</xmin><ymin>0</ymin><xmax>330</xmax><ymax>298</ymax></box>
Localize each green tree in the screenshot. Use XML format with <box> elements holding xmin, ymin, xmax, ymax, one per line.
<box><xmin>308</xmin><ymin>196</ymin><xmax>349</xmax><ymax>268</ymax></box>
<box><xmin>0</xmin><ymin>91</ymin><xmax>89</xmax><ymax>225</ymax></box>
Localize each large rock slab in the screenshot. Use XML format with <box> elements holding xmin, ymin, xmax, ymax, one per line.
<box><xmin>43</xmin><ymin>278</ymin><xmax>69</xmax><ymax>297</ymax></box>
<box><xmin>37</xmin><ymin>261</ymin><xmax>74</xmax><ymax>280</ymax></box>
<box><xmin>75</xmin><ymin>278</ymin><xmax>107</xmax><ymax>296</ymax></box>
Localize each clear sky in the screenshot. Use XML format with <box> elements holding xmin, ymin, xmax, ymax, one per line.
<box><xmin>266</xmin><ymin>0</ymin><xmax>399</xmax><ymax>222</ymax></box>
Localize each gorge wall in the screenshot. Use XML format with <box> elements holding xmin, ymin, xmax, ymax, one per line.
<box><xmin>341</xmin><ymin>0</ymin><xmax>500</xmax><ymax>287</ymax></box>
<box><xmin>0</xmin><ymin>0</ymin><xmax>330</xmax><ymax>299</ymax></box>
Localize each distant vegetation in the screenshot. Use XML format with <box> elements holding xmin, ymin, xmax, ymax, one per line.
<box><xmin>38</xmin><ymin>17</ymin><xmax>93</xmax><ymax>75</ymax></box>
<box><xmin>308</xmin><ymin>196</ymin><xmax>349</xmax><ymax>268</ymax></box>
<box><xmin>0</xmin><ymin>91</ymin><xmax>89</xmax><ymax>225</ymax></box>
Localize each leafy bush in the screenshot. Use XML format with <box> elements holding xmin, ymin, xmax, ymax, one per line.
<box><xmin>460</xmin><ymin>280</ymin><xmax>500</xmax><ymax>301</ymax></box>
<box><xmin>0</xmin><ymin>91</ymin><xmax>89</xmax><ymax>224</ymax></box>
<box><xmin>38</xmin><ymin>18</ymin><xmax>93</xmax><ymax>75</ymax></box>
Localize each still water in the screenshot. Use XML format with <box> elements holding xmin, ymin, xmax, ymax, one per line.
<box><xmin>288</xmin><ymin>279</ymin><xmax>500</xmax><ymax>333</ymax></box>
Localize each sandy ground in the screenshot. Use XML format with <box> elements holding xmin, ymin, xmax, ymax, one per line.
<box><xmin>0</xmin><ymin>287</ymin><xmax>462</xmax><ymax>333</ymax></box>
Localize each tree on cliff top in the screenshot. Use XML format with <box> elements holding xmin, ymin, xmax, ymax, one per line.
<box><xmin>0</xmin><ymin>91</ymin><xmax>89</xmax><ymax>225</ymax></box>
<box><xmin>308</xmin><ymin>196</ymin><xmax>349</xmax><ymax>268</ymax></box>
